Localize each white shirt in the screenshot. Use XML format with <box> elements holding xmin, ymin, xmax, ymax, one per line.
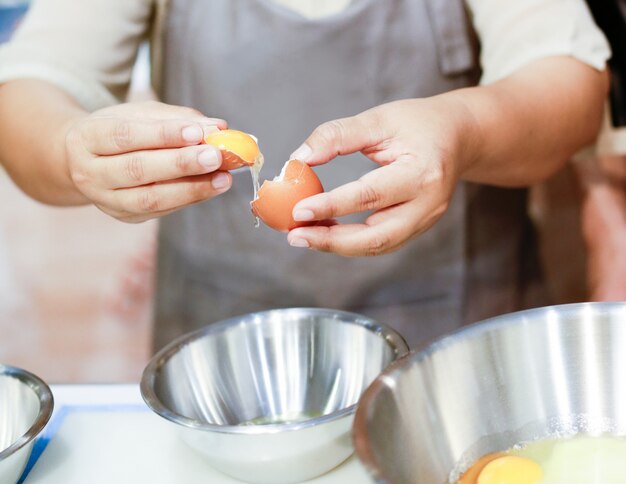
<box><xmin>0</xmin><ymin>0</ymin><xmax>611</xmax><ymax>114</ymax></box>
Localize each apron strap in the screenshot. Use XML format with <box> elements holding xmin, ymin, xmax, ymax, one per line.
<box><xmin>149</xmin><ymin>0</ymin><xmax>170</xmax><ymax>96</ymax></box>
<box><xmin>424</xmin><ymin>0</ymin><xmax>476</xmax><ymax>76</ymax></box>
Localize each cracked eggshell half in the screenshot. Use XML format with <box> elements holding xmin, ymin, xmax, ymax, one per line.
<box><xmin>251</xmin><ymin>159</ymin><xmax>324</xmax><ymax>232</ymax></box>
<box><xmin>203</xmin><ymin>129</ymin><xmax>260</xmax><ymax>170</ymax></box>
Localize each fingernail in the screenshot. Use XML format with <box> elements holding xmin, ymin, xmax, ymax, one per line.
<box><xmin>182</xmin><ymin>125</ymin><xmax>204</xmax><ymax>143</ymax></box>
<box><xmin>293</xmin><ymin>209</ymin><xmax>315</xmax><ymax>221</ymax></box>
<box><xmin>290</xmin><ymin>143</ymin><xmax>312</xmax><ymax>162</ymax></box>
<box><xmin>199</xmin><ymin>117</ymin><xmax>225</xmax><ymax>125</ymax></box>
<box><xmin>212</xmin><ymin>172</ymin><xmax>230</xmax><ymax>190</ymax></box>
<box><xmin>198</xmin><ymin>149</ymin><xmax>220</xmax><ymax>171</ymax></box>
<box><xmin>199</xmin><ymin>117</ymin><xmax>227</xmax><ymax>129</ymax></box>
<box><xmin>201</xmin><ymin>125</ymin><xmax>220</xmax><ymax>136</ymax></box>
<box><xmin>289</xmin><ymin>238</ymin><xmax>310</xmax><ymax>248</ymax></box>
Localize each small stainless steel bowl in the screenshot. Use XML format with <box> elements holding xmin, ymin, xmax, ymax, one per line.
<box><xmin>141</xmin><ymin>307</ymin><xmax>408</xmax><ymax>483</ymax></box>
<box><xmin>0</xmin><ymin>364</ymin><xmax>53</xmax><ymax>484</ymax></box>
<box><xmin>354</xmin><ymin>302</ymin><xmax>626</xmax><ymax>483</ymax></box>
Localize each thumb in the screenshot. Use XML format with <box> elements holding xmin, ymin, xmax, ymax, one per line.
<box><xmin>290</xmin><ymin>111</ymin><xmax>382</xmax><ymax>166</ymax></box>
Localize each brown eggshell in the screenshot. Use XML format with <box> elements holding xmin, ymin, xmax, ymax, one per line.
<box><xmin>219</xmin><ymin>150</ymin><xmax>253</xmax><ymax>171</ymax></box>
<box><xmin>203</xmin><ymin>129</ymin><xmax>259</xmax><ymax>171</ymax></box>
<box><xmin>251</xmin><ymin>159</ymin><xmax>324</xmax><ymax>232</ymax></box>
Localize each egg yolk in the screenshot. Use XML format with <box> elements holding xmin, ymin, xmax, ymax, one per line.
<box><xmin>458</xmin><ymin>453</ymin><xmax>506</xmax><ymax>484</ymax></box>
<box><xmin>477</xmin><ymin>456</ymin><xmax>543</xmax><ymax>484</ymax></box>
<box><xmin>203</xmin><ymin>129</ymin><xmax>259</xmax><ymax>165</ymax></box>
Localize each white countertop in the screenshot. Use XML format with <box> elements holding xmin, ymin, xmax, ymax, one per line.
<box><xmin>20</xmin><ymin>384</ymin><xmax>373</xmax><ymax>484</ymax></box>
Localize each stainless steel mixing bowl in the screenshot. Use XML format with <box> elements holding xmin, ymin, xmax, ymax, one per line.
<box><xmin>353</xmin><ymin>302</ymin><xmax>626</xmax><ymax>483</ymax></box>
<box><xmin>141</xmin><ymin>307</ymin><xmax>408</xmax><ymax>483</ymax></box>
<box><xmin>0</xmin><ymin>364</ymin><xmax>53</xmax><ymax>484</ymax></box>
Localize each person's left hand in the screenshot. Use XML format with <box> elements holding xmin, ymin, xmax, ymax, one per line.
<box><xmin>286</xmin><ymin>97</ymin><xmax>478</xmax><ymax>256</ymax></box>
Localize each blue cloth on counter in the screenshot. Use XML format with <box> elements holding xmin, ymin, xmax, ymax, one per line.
<box><xmin>18</xmin><ymin>404</ymin><xmax>148</xmax><ymax>483</ymax></box>
<box><xmin>0</xmin><ymin>5</ymin><xmax>29</xmax><ymax>44</ymax></box>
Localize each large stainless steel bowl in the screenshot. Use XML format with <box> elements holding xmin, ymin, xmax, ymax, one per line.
<box><xmin>0</xmin><ymin>364</ymin><xmax>53</xmax><ymax>484</ymax></box>
<box><xmin>141</xmin><ymin>307</ymin><xmax>408</xmax><ymax>483</ymax></box>
<box><xmin>353</xmin><ymin>302</ymin><xmax>626</xmax><ymax>483</ymax></box>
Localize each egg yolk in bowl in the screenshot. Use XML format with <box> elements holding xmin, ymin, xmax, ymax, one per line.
<box><xmin>456</xmin><ymin>435</ymin><xmax>626</xmax><ymax>484</ymax></box>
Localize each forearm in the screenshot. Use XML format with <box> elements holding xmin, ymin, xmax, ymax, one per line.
<box><xmin>451</xmin><ymin>57</ymin><xmax>609</xmax><ymax>187</ymax></box>
<box><xmin>575</xmin><ymin>155</ymin><xmax>626</xmax><ymax>249</ymax></box>
<box><xmin>574</xmin><ymin>155</ymin><xmax>626</xmax><ymax>300</ymax></box>
<box><xmin>0</xmin><ymin>80</ymin><xmax>89</xmax><ymax>205</ymax></box>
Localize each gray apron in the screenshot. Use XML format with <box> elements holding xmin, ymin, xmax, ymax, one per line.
<box><xmin>154</xmin><ymin>0</ymin><xmax>544</xmax><ymax>351</ymax></box>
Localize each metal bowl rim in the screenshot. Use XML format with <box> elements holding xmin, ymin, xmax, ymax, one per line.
<box><xmin>0</xmin><ymin>364</ymin><xmax>54</xmax><ymax>462</ymax></box>
<box><xmin>141</xmin><ymin>307</ymin><xmax>408</xmax><ymax>435</ymax></box>
<box><xmin>352</xmin><ymin>301</ymin><xmax>626</xmax><ymax>482</ymax></box>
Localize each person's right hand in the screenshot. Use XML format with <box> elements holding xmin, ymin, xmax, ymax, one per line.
<box><xmin>65</xmin><ymin>101</ymin><xmax>232</xmax><ymax>222</ymax></box>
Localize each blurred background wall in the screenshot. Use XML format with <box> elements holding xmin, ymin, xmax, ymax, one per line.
<box><xmin>0</xmin><ymin>2</ymin><xmax>156</xmax><ymax>382</ymax></box>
